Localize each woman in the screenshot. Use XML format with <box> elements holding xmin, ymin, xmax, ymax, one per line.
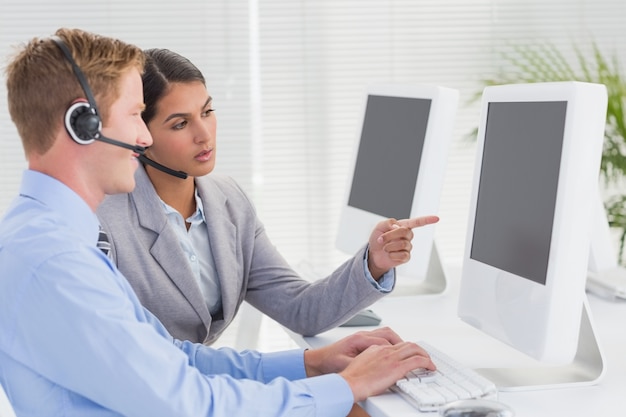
<box><xmin>97</xmin><ymin>48</ymin><xmax>438</xmax><ymax>344</ymax></box>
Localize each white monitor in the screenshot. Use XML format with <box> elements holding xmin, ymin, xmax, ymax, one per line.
<box><xmin>335</xmin><ymin>84</ymin><xmax>458</xmax><ymax>294</ymax></box>
<box><xmin>458</xmin><ymin>81</ymin><xmax>607</xmax><ymax>389</ymax></box>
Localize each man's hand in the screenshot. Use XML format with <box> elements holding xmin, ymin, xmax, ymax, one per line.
<box><xmin>367</xmin><ymin>216</ymin><xmax>439</xmax><ymax>279</ymax></box>
<box><xmin>304</xmin><ymin>327</ymin><xmax>406</xmax><ymax>377</ymax></box>
<box><xmin>303</xmin><ymin>327</ymin><xmax>434</xmax><ymax>403</ymax></box>
<box><xmin>339</xmin><ymin>340</ymin><xmax>435</xmax><ymax>402</ymax></box>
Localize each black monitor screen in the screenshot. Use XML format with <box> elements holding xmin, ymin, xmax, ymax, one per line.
<box><xmin>470</xmin><ymin>101</ymin><xmax>567</xmax><ymax>285</ymax></box>
<box><xmin>347</xmin><ymin>94</ymin><xmax>431</xmax><ymax>219</ymax></box>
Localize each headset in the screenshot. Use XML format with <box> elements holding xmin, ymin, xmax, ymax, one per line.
<box><xmin>51</xmin><ymin>35</ymin><xmax>146</xmax><ymax>154</ymax></box>
<box><xmin>51</xmin><ymin>35</ymin><xmax>188</xmax><ymax>179</ymax></box>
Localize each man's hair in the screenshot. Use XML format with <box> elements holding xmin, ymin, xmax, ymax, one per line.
<box><xmin>5</xmin><ymin>28</ymin><xmax>145</xmax><ymax>156</ymax></box>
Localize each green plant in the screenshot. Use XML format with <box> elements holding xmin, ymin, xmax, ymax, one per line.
<box><xmin>473</xmin><ymin>41</ymin><xmax>626</xmax><ymax>263</ymax></box>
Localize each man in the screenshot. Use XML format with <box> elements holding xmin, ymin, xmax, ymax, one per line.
<box><xmin>0</xmin><ymin>28</ymin><xmax>434</xmax><ymax>416</ymax></box>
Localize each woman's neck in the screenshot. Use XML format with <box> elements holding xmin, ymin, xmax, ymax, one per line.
<box><xmin>145</xmin><ymin>165</ymin><xmax>196</xmax><ymax>221</ymax></box>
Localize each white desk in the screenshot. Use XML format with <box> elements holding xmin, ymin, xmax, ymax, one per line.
<box><xmin>287</xmin><ymin>268</ymin><xmax>626</xmax><ymax>417</ymax></box>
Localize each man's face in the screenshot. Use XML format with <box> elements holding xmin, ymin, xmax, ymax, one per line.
<box><xmin>93</xmin><ymin>68</ymin><xmax>152</xmax><ymax>195</ymax></box>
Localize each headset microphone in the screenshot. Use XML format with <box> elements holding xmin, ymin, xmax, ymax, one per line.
<box><xmin>138</xmin><ymin>155</ymin><xmax>188</xmax><ymax>179</ymax></box>
<box><xmin>97</xmin><ymin>134</ymin><xmax>146</xmax><ymax>154</ymax></box>
<box><xmin>51</xmin><ymin>35</ymin><xmax>145</xmax><ymax>155</ymax></box>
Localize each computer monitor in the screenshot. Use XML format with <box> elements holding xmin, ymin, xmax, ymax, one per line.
<box><xmin>335</xmin><ymin>84</ymin><xmax>458</xmax><ymax>295</ymax></box>
<box><xmin>458</xmin><ymin>81</ymin><xmax>607</xmax><ymax>389</ymax></box>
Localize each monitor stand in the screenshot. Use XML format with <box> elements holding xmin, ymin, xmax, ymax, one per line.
<box><xmin>392</xmin><ymin>242</ymin><xmax>447</xmax><ymax>297</ymax></box>
<box><xmin>474</xmin><ymin>297</ymin><xmax>605</xmax><ymax>391</ymax></box>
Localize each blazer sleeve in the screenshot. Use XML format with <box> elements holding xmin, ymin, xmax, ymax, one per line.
<box><xmin>212</xmin><ymin>176</ymin><xmax>390</xmax><ymax>336</ymax></box>
<box><xmin>245</xmin><ymin>232</ymin><xmax>389</xmax><ymax>336</ymax></box>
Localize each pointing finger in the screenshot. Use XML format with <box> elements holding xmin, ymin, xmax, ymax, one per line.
<box><xmin>397</xmin><ymin>215</ymin><xmax>439</xmax><ymax>230</ymax></box>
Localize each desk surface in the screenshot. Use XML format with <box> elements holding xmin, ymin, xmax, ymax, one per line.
<box><xmin>288</xmin><ymin>268</ymin><xmax>626</xmax><ymax>417</ymax></box>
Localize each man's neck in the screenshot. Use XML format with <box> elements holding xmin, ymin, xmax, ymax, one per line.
<box><xmin>29</xmin><ymin>146</ymin><xmax>104</xmax><ymax>212</ymax></box>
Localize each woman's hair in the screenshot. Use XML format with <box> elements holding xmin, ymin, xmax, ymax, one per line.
<box><xmin>6</xmin><ymin>27</ymin><xmax>144</xmax><ymax>156</ymax></box>
<box><xmin>141</xmin><ymin>48</ymin><xmax>206</xmax><ymax>125</ymax></box>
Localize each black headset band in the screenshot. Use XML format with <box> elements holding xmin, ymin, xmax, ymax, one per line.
<box><xmin>51</xmin><ymin>36</ymin><xmax>100</xmax><ymax>115</ymax></box>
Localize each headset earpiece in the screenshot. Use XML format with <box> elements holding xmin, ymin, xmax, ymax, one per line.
<box><xmin>64</xmin><ymin>101</ymin><xmax>102</xmax><ymax>145</ymax></box>
<box><xmin>51</xmin><ymin>35</ymin><xmax>147</xmax><ymax>156</ymax></box>
<box><xmin>52</xmin><ymin>35</ymin><xmax>103</xmax><ymax>146</ymax></box>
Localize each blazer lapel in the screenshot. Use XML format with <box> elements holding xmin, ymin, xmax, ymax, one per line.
<box><xmin>196</xmin><ymin>177</ymin><xmax>242</xmax><ymax>328</ymax></box>
<box><xmin>132</xmin><ymin>166</ymin><xmax>213</xmax><ymax>330</ymax></box>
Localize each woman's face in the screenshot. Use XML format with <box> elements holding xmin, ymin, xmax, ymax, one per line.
<box><xmin>145</xmin><ymin>81</ymin><xmax>216</xmax><ymax>178</ymax></box>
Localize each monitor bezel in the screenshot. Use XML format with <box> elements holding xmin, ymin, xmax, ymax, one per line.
<box><xmin>458</xmin><ymin>82</ymin><xmax>607</xmax><ymax>364</ymax></box>
<box><xmin>335</xmin><ymin>83</ymin><xmax>459</xmax><ymax>282</ymax></box>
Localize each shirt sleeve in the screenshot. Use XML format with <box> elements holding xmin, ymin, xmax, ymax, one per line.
<box><xmin>176</xmin><ymin>340</ymin><xmax>354</xmax><ymax>415</ymax></box>
<box><xmin>174</xmin><ymin>339</ymin><xmax>307</xmax><ymax>382</ymax></box>
<box><xmin>2</xmin><ymin>249</ymin><xmax>354</xmax><ymax>417</ymax></box>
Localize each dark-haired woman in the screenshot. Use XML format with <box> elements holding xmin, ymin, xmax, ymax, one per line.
<box><xmin>97</xmin><ymin>48</ymin><xmax>438</xmax><ymax>344</ymax></box>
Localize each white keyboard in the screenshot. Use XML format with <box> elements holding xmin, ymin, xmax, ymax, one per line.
<box><xmin>392</xmin><ymin>342</ymin><xmax>498</xmax><ymax>412</ymax></box>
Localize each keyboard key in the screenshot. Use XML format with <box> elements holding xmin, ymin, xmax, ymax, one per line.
<box><xmin>406</xmin><ymin>368</ymin><xmax>440</xmax><ymax>383</ymax></box>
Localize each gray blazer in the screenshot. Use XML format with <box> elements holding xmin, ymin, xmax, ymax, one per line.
<box><xmin>97</xmin><ymin>166</ymin><xmax>389</xmax><ymax>344</ymax></box>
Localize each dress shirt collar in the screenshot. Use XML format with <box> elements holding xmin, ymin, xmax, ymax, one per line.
<box><xmin>19</xmin><ymin>169</ymin><xmax>100</xmax><ymax>246</ymax></box>
<box><xmin>159</xmin><ymin>186</ymin><xmax>206</xmax><ymax>225</ymax></box>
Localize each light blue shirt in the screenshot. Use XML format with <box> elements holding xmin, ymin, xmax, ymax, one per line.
<box><xmin>0</xmin><ymin>170</ymin><xmax>353</xmax><ymax>417</ymax></box>
<box><xmin>160</xmin><ymin>190</ymin><xmax>222</xmax><ymax>315</ymax></box>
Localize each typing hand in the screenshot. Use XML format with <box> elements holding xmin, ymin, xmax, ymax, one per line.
<box><xmin>303</xmin><ymin>327</ymin><xmax>434</xmax><ymax>402</ymax></box>
<box><xmin>339</xmin><ymin>340</ymin><xmax>435</xmax><ymax>402</ymax></box>
<box><xmin>304</xmin><ymin>327</ymin><xmax>410</xmax><ymax>376</ymax></box>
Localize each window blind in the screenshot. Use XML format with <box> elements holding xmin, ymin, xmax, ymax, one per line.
<box><xmin>1</xmin><ymin>0</ymin><xmax>625</xmax><ymax>272</ymax></box>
